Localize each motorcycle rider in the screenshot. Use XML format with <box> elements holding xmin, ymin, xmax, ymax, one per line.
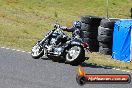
<box><xmin>61</xmin><ymin>21</ymin><xmax>82</xmax><ymax>38</ymax></box>
<box><xmin>60</xmin><ymin>21</ymin><xmax>89</xmax><ymax>48</ymax></box>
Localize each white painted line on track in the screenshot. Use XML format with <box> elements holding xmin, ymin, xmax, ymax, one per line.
<box><xmin>28</xmin><ymin>52</ymin><xmax>31</xmax><ymax>54</ymax></box>
<box><xmin>0</xmin><ymin>47</ymin><xmax>29</xmax><ymax>54</ymax></box>
<box><xmin>126</xmin><ymin>71</ymin><xmax>131</xmax><ymax>73</ymax></box>
<box><xmin>22</xmin><ymin>51</ymin><xmax>26</xmax><ymax>53</ymax></box>
<box><xmin>12</xmin><ymin>49</ymin><xmax>16</xmax><ymax>51</ymax></box>
<box><xmin>1</xmin><ymin>47</ymin><xmax>5</xmax><ymax>48</ymax></box>
<box><xmin>112</xmin><ymin>68</ymin><xmax>132</xmax><ymax>73</ymax></box>
<box><xmin>115</xmin><ymin>69</ymin><xmax>120</xmax><ymax>71</ymax></box>
<box><xmin>6</xmin><ymin>48</ymin><xmax>10</xmax><ymax>50</ymax></box>
<box><xmin>16</xmin><ymin>50</ymin><xmax>20</xmax><ymax>52</ymax></box>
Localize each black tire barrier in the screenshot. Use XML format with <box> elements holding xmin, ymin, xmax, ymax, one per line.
<box><xmin>81</xmin><ymin>23</ymin><xmax>98</xmax><ymax>32</ymax></box>
<box><xmin>98</xmin><ymin>35</ymin><xmax>112</xmax><ymax>43</ymax></box>
<box><xmin>99</xmin><ymin>46</ymin><xmax>112</xmax><ymax>55</ymax></box>
<box><xmin>98</xmin><ymin>26</ymin><xmax>113</xmax><ymax>36</ymax></box>
<box><xmin>100</xmin><ymin>19</ymin><xmax>118</xmax><ymax>29</ymax></box>
<box><xmin>80</xmin><ymin>31</ymin><xmax>98</xmax><ymax>39</ymax></box>
<box><xmin>82</xmin><ymin>38</ymin><xmax>99</xmax><ymax>52</ymax></box>
<box><xmin>99</xmin><ymin>42</ymin><xmax>112</xmax><ymax>49</ymax></box>
<box><xmin>82</xmin><ymin>38</ymin><xmax>98</xmax><ymax>43</ymax></box>
<box><xmin>81</xmin><ymin>16</ymin><xmax>102</xmax><ymax>26</ymax></box>
<box><xmin>81</xmin><ymin>23</ymin><xmax>89</xmax><ymax>31</ymax></box>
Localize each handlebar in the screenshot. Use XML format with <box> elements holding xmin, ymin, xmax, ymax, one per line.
<box><xmin>53</xmin><ymin>24</ymin><xmax>67</xmax><ymax>30</ymax></box>
<box><xmin>54</xmin><ymin>24</ymin><xmax>61</xmax><ymax>29</ymax></box>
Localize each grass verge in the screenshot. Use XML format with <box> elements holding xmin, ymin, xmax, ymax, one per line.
<box><xmin>85</xmin><ymin>52</ymin><xmax>132</xmax><ymax>71</ymax></box>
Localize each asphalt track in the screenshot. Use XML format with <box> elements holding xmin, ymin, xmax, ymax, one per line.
<box><xmin>0</xmin><ymin>47</ymin><xmax>131</xmax><ymax>88</ymax></box>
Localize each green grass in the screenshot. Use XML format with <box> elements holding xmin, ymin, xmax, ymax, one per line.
<box><xmin>0</xmin><ymin>0</ymin><xmax>132</xmax><ymax>70</ymax></box>
<box><xmin>85</xmin><ymin>53</ymin><xmax>132</xmax><ymax>71</ymax></box>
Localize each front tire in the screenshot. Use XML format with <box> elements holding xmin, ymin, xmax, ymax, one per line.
<box><xmin>65</xmin><ymin>46</ymin><xmax>85</xmax><ymax>66</ymax></box>
<box><xmin>31</xmin><ymin>43</ymin><xmax>44</xmax><ymax>59</ymax></box>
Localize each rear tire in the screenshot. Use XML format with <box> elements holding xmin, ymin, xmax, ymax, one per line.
<box><xmin>65</xmin><ymin>46</ymin><xmax>85</xmax><ymax>66</ymax></box>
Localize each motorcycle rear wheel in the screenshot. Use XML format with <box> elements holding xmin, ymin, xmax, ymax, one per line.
<box><xmin>65</xmin><ymin>46</ymin><xmax>85</xmax><ymax>66</ymax></box>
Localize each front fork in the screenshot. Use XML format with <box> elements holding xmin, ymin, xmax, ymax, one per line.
<box><xmin>38</xmin><ymin>30</ymin><xmax>53</xmax><ymax>45</ymax></box>
<box><xmin>35</xmin><ymin>38</ymin><xmax>49</xmax><ymax>56</ymax></box>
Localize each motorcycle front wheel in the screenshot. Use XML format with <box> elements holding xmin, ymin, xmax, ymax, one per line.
<box><xmin>65</xmin><ymin>46</ymin><xmax>85</xmax><ymax>66</ymax></box>
<box><xmin>31</xmin><ymin>43</ymin><xmax>44</xmax><ymax>59</ymax></box>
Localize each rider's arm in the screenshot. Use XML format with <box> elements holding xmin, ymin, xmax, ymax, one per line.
<box><xmin>67</xmin><ymin>27</ymin><xmax>76</xmax><ymax>32</ymax></box>
<box><xmin>61</xmin><ymin>26</ymin><xmax>75</xmax><ymax>32</ymax></box>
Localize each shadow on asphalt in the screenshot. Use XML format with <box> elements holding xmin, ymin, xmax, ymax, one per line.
<box><xmin>81</xmin><ymin>62</ymin><xmax>113</xmax><ymax>69</ymax></box>
<box><xmin>41</xmin><ymin>57</ymin><xmax>66</xmax><ymax>63</ymax></box>
<box><xmin>41</xmin><ymin>57</ymin><xmax>51</xmax><ymax>60</ymax></box>
<box><xmin>41</xmin><ymin>57</ymin><xmax>112</xmax><ymax>69</ymax></box>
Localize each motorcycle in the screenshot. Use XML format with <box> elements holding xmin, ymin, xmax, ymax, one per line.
<box><xmin>31</xmin><ymin>24</ymin><xmax>89</xmax><ymax>65</ymax></box>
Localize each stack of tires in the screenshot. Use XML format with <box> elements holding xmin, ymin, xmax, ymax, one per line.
<box><xmin>98</xmin><ymin>18</ymin><xmax>118</xmax><ymax>55</ymax></box>
<box><xmin>80</xmin><ymin>16</ymin><xmax>102</xmax><ymax>52</ymax></box>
